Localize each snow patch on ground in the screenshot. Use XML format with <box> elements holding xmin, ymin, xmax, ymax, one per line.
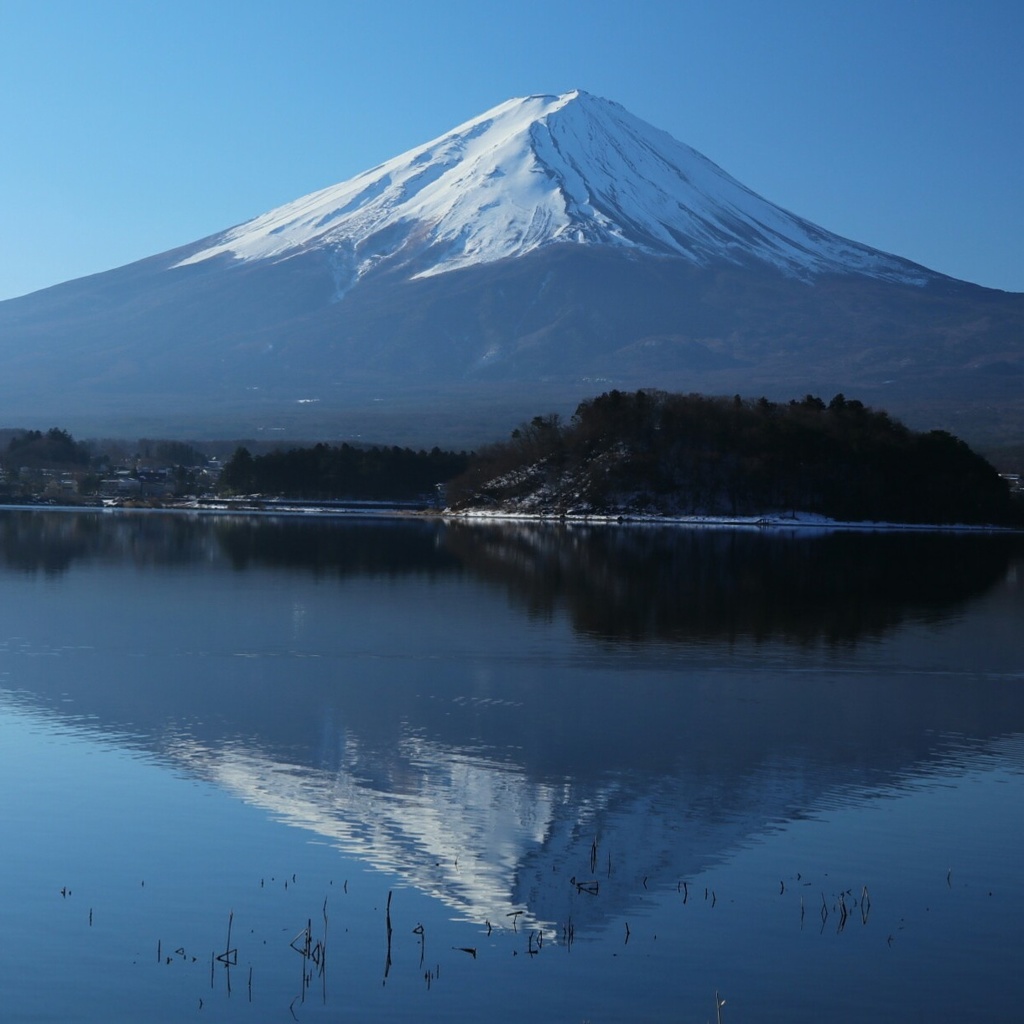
<box><xmin>444</xmin><ymin>508</ymin><xmax>1013</xmax><ymax>534</ymax></box>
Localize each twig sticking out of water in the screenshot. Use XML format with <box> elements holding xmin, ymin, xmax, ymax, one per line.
<box><xmin>506</xmin><ymin>910</ymin><xmax>523</xmax><ymax>931</ymax></box>
<box><xmin>292</xmin><ymin>922</ymin><xmax>310</xmax><ymax>1002</ymax></box>
<box><xmin>413</xmin><ymin>923</ymin><xmax>425</xmax><ymax>969</ymax></box>
<box><xmin>320</xmin><ymin>899</ymin><xmax>329</xmax><ymax>1004</ymax></box>
<box><xmin>290</xmin><ymin>906</ymin><xmax>328</xmax><ymax>1004</ymax></box>
<box><xmin>384</xmin><ymin>891</ymin><xmax>393</xmax><ymax>982</ymax></box>
<box><xmin>837</xmin><ymin>893</ymin><xmax>848</xmax><ymax>933</ymax></box>
<box><xmin>860</xmin><ymin>885</ymin><xmax>871</xmax><ymax>925</ymax></box>
<box><xmin>715</xmin><ymin>990</ymin><xmax>726</xmax><ymax>1024</ymax></box>
<box><xmin>210</xmin><ymin>910</ymin><xmax>238</xmax><ymax>997</ymax></box>
<box><xmin>216</xmin><ymin>910</ymin><xmax>237</xmax><ymax>967</ymax></box>
<box><xmin>290</xmin><ymin>923</ymin><xmax>311</xmax><ymax>958</ymax></box>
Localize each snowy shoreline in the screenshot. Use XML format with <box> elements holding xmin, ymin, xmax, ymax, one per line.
<box><xmin>440</xmin><ymin>507</ymin><xmax>1022</xmax><ymax>534</ymax></box>
<box><xmin>0</xmin><ymin>500</ymin><xmax>1019</xmax><ymax>534</ymax></box>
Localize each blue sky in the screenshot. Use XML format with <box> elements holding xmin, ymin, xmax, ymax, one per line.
<box><xmin>0</xmin><ymin>0</ymin><xmax>1021</xmax><ymax>301</ymax></box>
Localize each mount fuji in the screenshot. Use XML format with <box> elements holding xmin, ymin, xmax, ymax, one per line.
<box><xmin>172</xmin><ymin>90</ymin><xmax>931</xmax><ymax>288</ymax></box>
<box><xmin>1</xmin><ymin>90</ymin><xmax>1021</xmax><ymax>445</ymax></box>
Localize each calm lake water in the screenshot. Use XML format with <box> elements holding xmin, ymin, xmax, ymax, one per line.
<box><xmin>1</xmin><ymin>509</ymin><xmax>1022</xmax><ymax>1023</ymax></box>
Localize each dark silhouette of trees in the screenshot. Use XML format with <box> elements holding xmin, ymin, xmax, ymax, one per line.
<box><xmin>4</xmin><ymin>428</ymin><xmax>91</xmax><ymax>469</ymax></box>
<box><xmin>448</xmin><ymin>390</ymin><xmax>1018</xmax><ymax>525</ymax></box>
<box><xmin>218</xmin><ymin>443</ymin><xmax>469</xmax><ymax>501</ymax></box>
<box><xmin>138</xmin><ymin>439</ymin><xmax>208</xmax><ymax>467</ymax></box>
<box><xmin>220</xmin><ymin>446</ymin><xmax>256</xmax><ymax>494</ymax></box>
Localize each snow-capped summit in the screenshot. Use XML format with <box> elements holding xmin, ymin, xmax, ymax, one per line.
<box><xmin>175</xmin><ymin>90</ymin><xmax>929</xmax><ymax>287</ymax></box>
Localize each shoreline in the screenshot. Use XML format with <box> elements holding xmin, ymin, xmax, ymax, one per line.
<box><xmin>0</xmin><ymin>498</ymin><xmax>1019</xmax><ymax>534</ymax></box>
<box><xmin>439</xmin><ymin>508</ymin><xmax>1022</xmax><ymax>534</ymax></box>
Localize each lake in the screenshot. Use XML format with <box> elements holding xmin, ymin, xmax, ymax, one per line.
<box><xmin>1</xmin><ymin>509</ymin><xmax>1022</xmax><ymax>1022</ymax></box>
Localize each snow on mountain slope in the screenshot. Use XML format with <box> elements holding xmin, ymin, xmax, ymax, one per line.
<box><xmin>175</xmin><ymin>90</ymin><xmax>931</xmax><ymax>288</ymax></box>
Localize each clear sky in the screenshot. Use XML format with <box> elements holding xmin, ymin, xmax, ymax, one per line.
<box><xmin>0</xmin><ymin>0</ymin><xmax>1021</xmax><ymax>301</ymax></box>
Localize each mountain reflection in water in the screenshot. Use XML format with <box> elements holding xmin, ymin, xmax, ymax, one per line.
<box><xmin>2</xmin><ymin>509</ymin><xmax>1022</xmax><ymax>935</ymax></box>
<box><xmin>4</xmin><ymin>509</ymin><xmax>1012</xmax><ymax>640</ymax></box>
<box><xmin>440</xmin><ymin>520</ymin><xmax>1015</xmax><ymax>643</ymax></box>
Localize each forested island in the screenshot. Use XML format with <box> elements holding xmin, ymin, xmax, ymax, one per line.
<box><xmin>445</xmin><ymin>390</ymin><xmax>1020</xmax><ymax>526</ymax></box>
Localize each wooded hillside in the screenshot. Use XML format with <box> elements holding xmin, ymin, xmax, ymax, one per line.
<box><xmin>448</xmin><ymin>391</ymin><xmax>1017</xmax><ymax>525</ymax></box>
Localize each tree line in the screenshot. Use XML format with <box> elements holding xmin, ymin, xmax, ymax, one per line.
<box><xmin>3</xmin><ymin>397</ymin><xmax>1017</xmax><ymax>525</ymax></box>
<box><xmin>219</xmin><ymin>442</ymin><xmax>470</xmax><ymax>501</ymax></box>
<box><xmin>447</xmin><ymin>390</ymin><xmax>1019</xmax><ymax>525</ymax></box>
<box><xmin>4</xmin><ymin>428</ymin><xmax>91</xmax><ymax>468</ymax></box>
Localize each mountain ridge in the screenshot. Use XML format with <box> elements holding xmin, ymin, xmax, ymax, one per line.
<box><xmin>0</xmin><ymin>90</ymin><xmax>1020</xmax><ymax>447</ymax></box>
